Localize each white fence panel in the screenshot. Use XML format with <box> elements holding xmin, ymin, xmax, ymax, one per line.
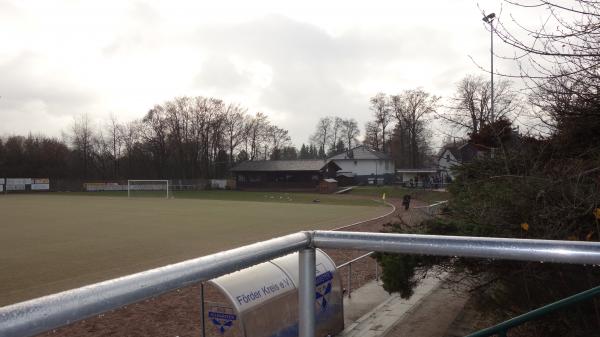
<box><xmin>31</xmin><ymin>184</ymin><xmax>50</xmax><ymax>191</ymax></box>
<box><xmin>6</xmin><ymin>178</ymin><xmax>32</xmax><ymax>185</ymax></box>
<box><xmin>6</xmin><ymin>184</ymin><xmax>26</xmax><ymax>191</ymax></box>
<box><xmin>210</xmin><ymin>179</ymin><xmax>228</xmax><ymax>189</ymax></box>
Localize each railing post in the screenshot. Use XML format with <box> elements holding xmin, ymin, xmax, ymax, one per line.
<box><xmin>201</xmin><ymin>282</ymin><xmax>206</xmax><ymax>337</ymax></box>
<box><xmin>375</xmin><ymin>261</ymin><xmax>379</xmax><ymax>282</ymax></box>
<box><xmin>299</xmin><ymin>248</ymin><xmax>316</xmax><ymax>337</ymax></box>
<box><xmin>348</xmin><ymin>263</ymin><xmax>352</xmax><ymax>298</ymax></box>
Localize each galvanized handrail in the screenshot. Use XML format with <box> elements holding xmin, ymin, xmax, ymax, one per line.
<box><xmin>2</xmin><ymin>231</ymin><xmax>600</xmax><ymax>337</ymax></box>
<box><xmin>0</xmin><ymin>232</ymin><xmax>310</xmax><ymax>337</ymax></box>
<box><xmin>336</xmin><ymin>251</ymin><xmax>378</xmax><ymax>298</ymax></box>
<box><xmin>311</xmin><ymin>231</ymin><xmax>600</xmax><ymax>265</ymax></box>
<box><xmin>337</xmin><ymin>251</ymin><xmax>374</xmax><ymax>269</ymax></box>
<box><xmin>466</xmin><ymin>284</ymin><xmax>600</xmax><ymax>337</ymax></box>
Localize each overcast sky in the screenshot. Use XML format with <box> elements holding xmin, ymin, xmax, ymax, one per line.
<box><xmin>0</xmin><ymin>0</ymin><xmax>540</xmax><ymax>147</ymax></box>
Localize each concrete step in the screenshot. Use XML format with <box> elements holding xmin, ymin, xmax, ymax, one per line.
<box><xmin>339</xmin><ymin>273</ymin><xmax>447</xmax><ymax>337</ymax></box>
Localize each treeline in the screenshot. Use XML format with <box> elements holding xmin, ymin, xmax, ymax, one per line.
<box><xmin>1</xmin><ymin>80</ymin><xmax>522</xmax><ymax>180</ymax></box>
<box><xmin>364</xmin><ymin>89</ymin><xmax>438</xmax><ymax>168</ymax></box>
<box><xmin>307</xmin><ymin>88</ymin><xmax>439</xmax><ymax>168</ymax></box>
<box><xmin>308</xmin><ymin>117</ymin><xmax>361</xmax><ymax>158</ymax></box>
<box><xmin>0</xmin><ymin>96</ymin><xmax>293</xmax><ymax>180</ymax></box>
<box><xmin>354</xmin><ymin>77</ymin><xmax>520</xmax><ymax>169</ymax></box>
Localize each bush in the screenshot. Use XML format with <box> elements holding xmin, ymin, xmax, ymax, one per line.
<box><xmin>375</xmin><ymin>119</ymin><xmax>600</xmax><ymax>336</ymax></box>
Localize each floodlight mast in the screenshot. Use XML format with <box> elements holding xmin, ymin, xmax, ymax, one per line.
<box><xmin>483</xmin><ymin>12</ymin><xmax>496</xmax><ymax>124</ymax></box>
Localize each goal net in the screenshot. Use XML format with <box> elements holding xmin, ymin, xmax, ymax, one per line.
<box><xmin>127</xmin><ymin>180</ymin><xmax>170</xmax><ymax>198</ymax></box>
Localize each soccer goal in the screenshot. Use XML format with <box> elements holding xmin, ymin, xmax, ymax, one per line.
<box><xmin>127</xmin><ymin>180</ymin><xmax>170</xmax><ymax>198</ymax></box>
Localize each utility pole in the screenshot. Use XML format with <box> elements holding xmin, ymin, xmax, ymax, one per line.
<box><xmin>483</xmin><ymin>13</ymin><xmax>496</xmax><ymax>123</ymax></box>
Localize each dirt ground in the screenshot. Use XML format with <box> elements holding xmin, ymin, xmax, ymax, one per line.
<box><xmin>35</xmin><ymin>198</ymin><xmax>418</xmax><ymax>337</ymax></box>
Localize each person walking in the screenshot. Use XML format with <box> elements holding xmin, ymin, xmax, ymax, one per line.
<box><xmin>402</xmin><ymin>194</ymin><xmax>411</xmax><ymax>210</ymax></box>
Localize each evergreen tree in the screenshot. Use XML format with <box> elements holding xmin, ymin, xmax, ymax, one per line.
<box><xmin>237</xmin><ymin>150</ymin><xmax>249</xmax><ymax>162</ymax></box>
<box><xmin>270</xmin><ymin>148</ymin><xmax>282</xmax><ymax>160</ymax></box>
<box><xmin>318</xmin><ymin>146</ymin><xmax>326</xmax><ymax>159</ymax></box>
<box><xmin>299</xmin><ymin>144</ymin><xmax>309</xmax><ymax>159</ymax></box>
<box><xmin>281</xmin><ymin>146</ymin><xmax>298</xmax><ymax>160</ymax></box>
<box><xmin>308</xmin><ymin>145</ymin><xmax>318</xmax><ymax>159</ymax></box>
<box><xmin>335</xmin><ymin>139</ymin><xmax>346</xmax><ymax>154</ymax></box>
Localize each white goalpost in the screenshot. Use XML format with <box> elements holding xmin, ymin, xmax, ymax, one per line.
<box><xmin>127</xmin><ymin>180</ymin><xmax>170</xmax><ymax>198</ymax></box>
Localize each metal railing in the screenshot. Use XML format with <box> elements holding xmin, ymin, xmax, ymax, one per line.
<box><xmin>336</xmin><ymin>251</ymin><xmax>378</xmax><ymax>298</ymax></box>
<box><xmin>413</xmin><ymin>200</ymin><xmax>448</xmax><ymax>217</ymax></box>
<box><xmin>466</xmin><ymin>284</ymin><xmax>600</xmax><ymax>337</ymax></box>
<box><xmin>2</xmin><ymin>231</ymin><xmax>600</xmax><ymax>337</ymax></box>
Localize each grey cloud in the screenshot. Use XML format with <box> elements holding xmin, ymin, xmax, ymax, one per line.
<box><xmin>195</xmin><ymin>57</ymin><xmax>252</xmax><ymax>91</ymax></box>
<box><xmin>0</xmin><ymin>7</ymin><xmax>485</xmax><ymax>144</ymax></box>
<box><xmin>192</xmin><ymin>15</ymin><xmax>464</xmax><ymax>143</ymax></box>
<box><xmin>0</xmin><ymin>52</ymin><xmax>96</xmax><ymax>118</ymax></box>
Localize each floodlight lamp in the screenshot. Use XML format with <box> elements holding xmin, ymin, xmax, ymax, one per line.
<box><xmin>482</xmin><ymin>13</ymin><xmax>496</xmax><ymax>23</ymax></box>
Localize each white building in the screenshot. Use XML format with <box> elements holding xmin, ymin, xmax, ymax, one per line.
<box><xmin>437</xmin><ymin>146</ymin><xmax>461</xmax><ymax>181</ymax></box>
<box><xmin>437</xmin><ymin>143</ymin><xmax>489</xmax><ymax>182</ymax></box>
<box><xmin>395</xmin><ymin>168</ymin><xmax>439</xmax><ymax>186</ymax></box>
<box><xmin>328</xmin><ymin>145</ymin><xmax>395</xmax><ymax>184</ymax></box>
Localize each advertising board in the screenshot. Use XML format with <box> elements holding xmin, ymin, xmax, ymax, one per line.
<box><xmin>31</xmin><ymin>184</ymin><xmax>50</xmax><ymax>191</ymax></box>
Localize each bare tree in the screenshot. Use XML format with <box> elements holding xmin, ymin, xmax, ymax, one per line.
<box><xmin>490</xmin><ymin>1</ymin><xmax>600</xmax><ymax>79</ymax></box>
<box><xmin>482</xmin><ymin>1</ymin><xmax>600</xmax><ymax>132</ymax></box>
<box><xmin>393</xmin><ymin>89</ymin><xmax>439</xmax><ymax>167</ymax></box>
<box><xmin>119</xmin><ymin>120</ymin><xmax>140</xmax><ymax>177</ymax></box>
<box><xmin>363</xmin><ymin>121</ymin><xmax>381</xmax><ymax>150</ymax></box>
<box><xmin>71</xmin><ymin>113</ymin><xmax>96</xmax><ymax>178</ymax></box>
<box><xmin>247</xmin><ymin>112</ymin><xmax>269</xmax><ymax>161</ymax></box>
<box><xmin>389</xmin><ymin>94</ymin><xmax>409</xmax><ymax>166</ymax></box>
<box><xmin>341</xmin><ymin>118</ymin><xmax>360</xmax><ymax>150</ymax></box>
<box><xmin>439</xmin><ymin>75</ymin><xmax>521</xmax><ymax>135</ymax></box>
<box><xmin>223</xmin><ymin>103</ymin><xmax>247</xmax><ymax>165</ymax></box>
<box><xmin>329</xmin><ymin>117</ymin><xmax>344</xmax><ymax>155</ymax></box>
<box><xmin>370</xmin><ymin>93</ymin><xmax>391</xmax><ymax>151</ymax></box>
<box><xmin>267</xmin><ymin>125</ymin><xmax>291</xmax><ymax>160</ymax></box>
<box><xmin>310</xmin><ymin>117</ymin><xmax>332</xmax><ymax>155</ymax></box>
<box><xmin>141</xmin><ymin>105</ymin><xmax>170</xmax><ymax>177</ymax></box>
<box><xmin>105</xmin><ymin>114</ymin><xmax>123</xmax><ymax>178</ymax></box>
<box><xmin>10</xmin><ymin>95</ymin><xmax>291</xmax><ymax>180</ymax></box>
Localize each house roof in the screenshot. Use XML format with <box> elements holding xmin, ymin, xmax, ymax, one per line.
<box><xmin>438</xmin><ymin>146</ymin><xmax>461</xmax><ymax>161</ymax></box>
<box><xmin>328</xmin><ymin>145</ymin><xmax>391</xmax><ymax>160</ymax></box>
<box><xmin>231</xmin><ymin>160</ymin><xmax>339</xmax><ymax>172</ymax></box>
<box><xmin>438</xmin><ymin>142</ymin><xmax>492</xmax><ymax>163</ymax></box>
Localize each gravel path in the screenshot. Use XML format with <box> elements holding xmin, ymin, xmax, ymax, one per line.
<box><xmin>38</xmin><ymin>197</ymin><xmax>427</xmax><ymax>337</ymax></box>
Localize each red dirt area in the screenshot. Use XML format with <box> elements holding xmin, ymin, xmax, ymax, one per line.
<box><xmin>38</xmin><ymin>198</ymin><xmax>423</xmax><ymax>337</ymax></box>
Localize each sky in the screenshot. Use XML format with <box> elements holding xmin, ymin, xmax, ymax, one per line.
<box><xmin>0</xmin><ymin>0</ymin><xmax>542</xmax><ymax>148</ymax></box>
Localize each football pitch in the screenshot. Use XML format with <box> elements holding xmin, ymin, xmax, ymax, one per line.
<box><xmin>0</xmin><ymin>192</ymin><xmax>388</xmax><ymax>306</ymax></box>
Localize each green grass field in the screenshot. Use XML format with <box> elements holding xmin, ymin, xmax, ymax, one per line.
<box><xmin>349</xmin><ymin>186</ymin><xmax>449</xmax><ymax>204</ymax></box>
<box><xmin>60</xmin><ymin>189</ymin><xmax>383</xmax><ymax>206</ymax></box>
<box><xmin>0</xmin><ymin>192</ymin><xmax>388</xmax><ymax>306</ymax></box>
